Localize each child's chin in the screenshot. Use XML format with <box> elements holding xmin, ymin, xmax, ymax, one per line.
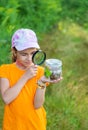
<box><xmin>24</xmin><ymin>63</ymin><xmax>32</xmax><ymax>67</ymax></box>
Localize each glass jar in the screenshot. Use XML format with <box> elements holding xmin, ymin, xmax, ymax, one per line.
<box><xmin>44</xmin><ymin>59</ymin><xmax>62</xmax><ymax>80</ymax></box>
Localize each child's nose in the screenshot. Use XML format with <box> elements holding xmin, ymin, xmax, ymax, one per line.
<box><xmin>27</xmin><ymin>55</ymin><xmax>32</xmax><ymax>60</ymax></box>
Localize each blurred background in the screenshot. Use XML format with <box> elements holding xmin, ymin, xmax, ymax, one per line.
<box><xmin>0</xmin><ymin>0</ymin><xmax>88</xmax><ymax>130</ymax></box>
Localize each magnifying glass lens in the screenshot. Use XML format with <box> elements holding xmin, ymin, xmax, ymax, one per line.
<box><xmin>32</xmin><ymin>50</ymin><xmax>46</xmax><ymax>65</ymax></box>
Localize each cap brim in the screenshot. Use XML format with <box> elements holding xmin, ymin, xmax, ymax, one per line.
<box><xmin>15</xmin><ymin>43</ymin><xmax>40</xmax><ymax>51</ymax></box>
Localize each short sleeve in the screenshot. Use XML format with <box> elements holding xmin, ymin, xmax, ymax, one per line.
<box><xmin>0</xmin><ymin>64</ymin><xmax>10</xmax><ymax>79</ymax></box>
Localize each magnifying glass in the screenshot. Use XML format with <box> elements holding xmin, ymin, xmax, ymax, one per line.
<box><xmin>32</xmin><ymin>50</ymin><xmax>46</xmax><ymax>65</ymax></box>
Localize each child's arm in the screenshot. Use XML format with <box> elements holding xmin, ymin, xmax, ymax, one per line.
<box><xmin>34</xmin><ymin>80</ymin><xmax>46</xmax><ymax>109</ymax></box>
<box><xmin>34</xmin><ymin>76</ymin><xmax>63</xmax><ymax>109</ymax></box>
<box><xmin>0</xmin><ymin>65</ymin><xmax>38</xmax><ymax>104</ymax></box>
<box><xmin>0</xmin><ymin>75</ymin><xmax>28</xmax><ymax>104</ymax></box>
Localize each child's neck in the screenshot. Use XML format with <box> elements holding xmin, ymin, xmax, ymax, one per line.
<box><xmin>16</xmin><ymin>60</ymin><xmax>34</xmax><ymax>70</ymax></box>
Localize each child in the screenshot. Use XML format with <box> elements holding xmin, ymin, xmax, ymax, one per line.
<box><xmin>0</xmin><ymin>28</ymin><xmax>62</xmax><ymax>130</ymax></box>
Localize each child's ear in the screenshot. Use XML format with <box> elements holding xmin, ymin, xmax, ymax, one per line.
<box><xmin>13</xmin><ymin>51</ymin><xmax>17</xmax><ymax>57</ymax></box>
<box><xmin>12</xmin><ymin>48</ymin><xmax>17</xmax><ymax>57</ymax></box>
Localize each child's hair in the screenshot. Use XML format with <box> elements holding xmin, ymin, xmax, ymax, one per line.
<box><xmin>12</xmin><ymin>47</ymin><xmax>17</xmax><ymax>62</ymax></box>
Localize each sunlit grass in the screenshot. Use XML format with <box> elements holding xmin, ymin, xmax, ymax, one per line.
<box><xmin>41</xmin><ymin>21</ymin><xmax>88</xmax><ymax>130</ymax></box>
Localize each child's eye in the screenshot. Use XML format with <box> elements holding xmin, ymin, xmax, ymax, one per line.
<box><xmin>20</xmin><ymin>53</ymin><xmax>27</xmax><ymax>56</ymax></box>
<box><xmin>31</xmin><ymin>51</ymin><xmax>36</xmax><ymax>55</ymax></box>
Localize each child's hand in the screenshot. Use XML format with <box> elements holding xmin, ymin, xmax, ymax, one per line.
<box><xmin>39</xmin><ymin>76</ymin><xmax>63</xmax><ymax>84</ymax></box>
<box><xmin>24</xmin><ymin>65</ymin><xmax>38</xmax><ymax>79</ymax></box>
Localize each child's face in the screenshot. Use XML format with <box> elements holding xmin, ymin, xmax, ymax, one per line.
<box><xmin>16</xmin><ymin>48</ymin><xmax>37</xmax><ymax>68</ymax></box>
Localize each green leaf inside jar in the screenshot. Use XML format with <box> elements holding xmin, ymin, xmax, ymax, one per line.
<box><xmin>44</xmin><ymin>67</ymin><xmax>52</xmax><ymax>78</ymax></box>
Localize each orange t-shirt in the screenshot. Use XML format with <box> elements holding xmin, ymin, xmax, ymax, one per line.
<box><xmin>0</xmin><ymin>63</ymin><xmax>47</xmax><ymax>130</ymax></box>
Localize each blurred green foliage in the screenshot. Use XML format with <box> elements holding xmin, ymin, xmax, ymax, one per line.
<box><xmin>60</xmin><ymin>0</ymin><xmax>88</xmax><ymax>28</ymax></box>
<box><xmin>0</xmin><ymin>0</ymin><xmax>88</xmax><ymax>41</ymax></box>
<box><xmin>0</xmin><ymin>0</ymin><xmax>61</xmax><ymax>40</ymax></box>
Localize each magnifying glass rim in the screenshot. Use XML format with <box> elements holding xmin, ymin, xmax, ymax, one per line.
<box><xmin>32</xmin><ymin>50</ymin><xmax>46</xmax><ymax>65</ymax></box>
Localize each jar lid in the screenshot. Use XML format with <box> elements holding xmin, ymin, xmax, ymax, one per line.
<box><xmin>45</xmin><ymin>59</ymin><xmax>62</xmax><ymax>66</ymax></box>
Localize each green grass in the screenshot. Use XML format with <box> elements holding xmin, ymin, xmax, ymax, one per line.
<box><xmin>0</xmin><ymin>21</ymin><xmax>88</xmax><ymax>130</ymax></box>
<box><xmin>41</xmin><ymin>21</ymin><xmax>88</xmax><ymax>130</ymax></box>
